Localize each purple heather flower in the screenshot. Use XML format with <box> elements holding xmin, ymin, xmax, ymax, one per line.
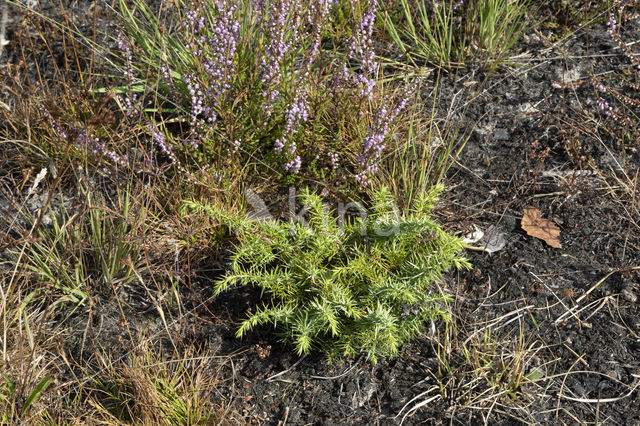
<box><xmin>328</xmin><ymin>151</ymin><xmax>339</xmax><ymax>170</ymax></box>
<box><xmin>259</xmin><ymin>0</ymin><xmax>303</xmax><ymax>115</ymax></box>
<box><xmin>284</xmin><ymin>92</ymin><xmax>309</xmax><ymax>135</ymax></box>
<box><xmin>274</xmin><ymin>138</ymin><xmax>285</xmax><ymax>153</ymax></box>
<box><xmin>181</xmin><ymin>3</ymin><xmax>241</xmax><ymax>128</ymax></box>
<box><xmin>148</xmin><ymin>122</ymin><xmax>173</xmax><ymax>158</ymax></box>
<box><xmin>356</xmin><ymin>83</ymin><xmax>413</xmax><ymax>186</ymax></box>
<box><xmin>183</xmin><ymin>72</ymin><xmax>205</xmax><ymax>124</ymax></box>
<box><xmin>607</xmin><ymin>13</ymin><xmax>617</xmax><ymax>32</ymax></box>
<box><xmin>338</xmin><ymin>0</ymin><xmax>378</xmax><ymax>99</ymax></box>
<box><xmin>283</xmin><ymin>155</ymin><xmax>301</xmax><ymax>174</ymax></box>
<box><xmin>40</xmin><ymin>106</ymin><xmax>68</xmax><ymax>141</ymax></box>
<box><xmin>182</xmin><ymin>134</ymin><xmax>200</xmax><ymax>150</ymax></box>
<box><xmin>184</xmin><ymin>7</ymin><xmax>206</xmax><ymax>55</ymax></box>
<box><xmin>116</xmin><ymin>31</ymin><xmax>135</xmax><ymax>87</ymax></box>
<box><xmin>275</xmin><ymin>89</ymin><xmax>311</xmax><ymax>174</ymax></box>
<box><xmin>201</xmin><ymin>4</ymin><xmax>240</xmax><ymax>98</ymax></box>
<box><xmin>42</xmin><ymin>105</ymin><xmax>126</xmax><ymax>168</ymax></box>
<box><xmin>160</xmin><ymin>63</ymin><xmax>174</xmax><ymax>88</ymax></box>
<box><xmin>354</xmin><ymin>163</ymin><xmax>379</xmax><ymax>187</ymax></box>
<box><xmin>76</xmin><ymin>126</ymin><xmax>128</xmax><ymax>167</ymax></box>
<box><xmin>287</xmin><ymin>140</ymin><xmax>297</xmax><ymax>156</ymax></box>
<box><xmin>185</xmin><ymin>8</ymin><xmax>205</xmax><ymax>33</ymax></box>
<box><xmin>597</xmin><ymin>97</ymin><xmax>612</xmax><ymax>115</ymax></box>
<box><xmin>308</xmin><ymin>0</ymin><xmax>335</xmax><ymax>22</ymax></box>
<box><xmin>304</xmin><ymin>0</ymin><xmax>336</xmax><ymax>74</ymax></box>
<box><xmin>116</xmin><ymin>32</ymin><xmax>142</xmax><ymax>118</ymax></box>
<box><xmin>273</xmin><ymin>90</ymin><xmax>310</xmax><ymax>163</ymax></box>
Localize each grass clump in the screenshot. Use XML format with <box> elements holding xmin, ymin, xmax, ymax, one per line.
<box><xmin>375</xmin><ymin>74</ymin><xmax>470</xmax><ymax>210</ymax></box>
<box><xmin>16</xmin><ymin>182</ymin><xmax>141</xmax><ymax>311</ymax></box>
<box><xmin>0</xmin><ymin>371</ymin><xmax>52</xmax><ymax>424</ymax></box>
<box><xmin>385</xmin><ymin>0</ymin><xmax>529</xmax><ymax>70</ymax></box>
<box><xmin>88</xmin><ymin>344</ymin><xmax>237</xmax><ymax>425</ymax></box>
<box><xmin>184</xmin><ymin>185</ymin><xmax>470</xmax><ymax>363</ymax></box>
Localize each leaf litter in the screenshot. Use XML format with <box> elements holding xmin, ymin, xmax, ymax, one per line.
<box><xmin>521</xmin><ymin>206</ymin><xmax>562</xmax><ymax>248</ymax></box>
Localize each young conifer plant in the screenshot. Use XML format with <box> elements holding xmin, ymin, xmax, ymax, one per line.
<box><xmin>184</xmin><ymin>185</ymin><xmax>470</xmax><ymax>363</ymax></box>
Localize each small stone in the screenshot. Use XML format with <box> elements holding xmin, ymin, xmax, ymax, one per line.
<box><xmin>519</xmin><ymin>102</ymin><xmax>534</xmax><ymax>113</ymax></box>
<box><xmin>621</xmin><ymin>288</ymin><xmax>637</xmax><ymax>303</ymax></box>
<box><xmin>493</xmin><ymin>129</ymin><xmax>510</xmax><ymax>141</ymax></box>
<box><xmin>559</xmin><ymin>67</ymin><xmax>582</xmax><ymax>84</ymax></box>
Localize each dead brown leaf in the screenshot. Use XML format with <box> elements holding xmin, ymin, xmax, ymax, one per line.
<box><xmin>521</xmin><ymin>206</ymin><xmax>562</xmax><ymax>248</ymax></box>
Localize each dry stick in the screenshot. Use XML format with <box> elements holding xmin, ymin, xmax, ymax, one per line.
<box><xmin>398</xmin><ymin>393</ymin><xmax>441</xmax><ymax>426</ymax></box>
<box><xmin>462</xmin><ymin>305</ymin><xmax>534</xmax><ymax>346</ymax></box>
<box><xmin>278</xmin><ymin>406</ymin><xmax>289</xmax><ymax>426</ymax></box>
<box><xmin>466</xmin><ymin>386</ymin><xmax>509</xmax><ymax>413</ymax></box>
<box><xmin>562</xmin><ymin>344</ymin><xmax>588</xmax><ymax>367</ymax></box>
<box><xmin>265</xmin><ymin>355</ymin><xmax>306</xmax><ymax>382</ymax></box>
<box><xmin>614</xmin><ymin>295</ymin><xmax>640</xmax><ymax>340</ymax></box>
<box><xmin>551</xmin><ymin>371</ymin><xmax>640</xmax><ymax>404</ymax></box>
<box><xmin>310</xmin><ymin>363</ymin><xmax>358</xmax><ymax>380</ymax></box>
<box><xmin>558</xmin><ymin>381</ymin><xmax>640</xmax><ymax>404</ymax></box>
<box><xmin>554</xmin><ymin>267</ymin><xmax>640</xmax><ymax>325</ymax></box>
<box><xmin>554</xmin><ymin>355</ymin><xmax>585</xmax><ymax>421</ymax></box>
<box><xmin>529</xmin><ymin>271</ymin><xmax>578</xmax><ymax>320</ymax></box>
<box><xmin>581</xmin><ymin>296</ymin><xmax>615</xmax><ymax>323</ymax></box>
<box><xmin>484</xmin><ymin>391</ymin><xmax>502</xmax><ymax>425</ymax></box>
<box><xmin>555</xmin><ymin>297</ymin><xmax>612</xmax><ymax>328</ymax></box>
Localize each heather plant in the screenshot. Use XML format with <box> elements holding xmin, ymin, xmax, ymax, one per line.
<box><xmin>384</xmin><ymin>0</ymin><xmax>529</xmax><ymax>69</ymax></box>
<box><xmin>183</xmin><ymin>186</ymin><xmax>470</xmax><ymax>363</ymax></box>
<box><xmin>594</xmin><ymin>10</ymin><xmax>640</xmax><ymax>144</ymax></box>
<box><xmin>543</xmin><ymin>0</ymin><xmax>614</xmax><ymax>33</ymax></box>
<box><xmin>323</xmin><ymin>0</ymin><xmax>389</xmax><ymax>41</ymax></box>
<box><xmin>551</xmin><ymin>6</ymin><xmax>639</xmax><ymax>150</ymax></box>
<box><xmin>115</xmin><ymin>0</ymin><xmax>408</xmax><ymax>185</ymax></box>
<box><xmin>40</xmin><ymin>104</ymin><xmax>129</xmax><ymax>170</ymax></box>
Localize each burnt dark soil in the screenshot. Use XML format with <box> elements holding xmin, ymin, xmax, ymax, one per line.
<box><xmin>1</xmin><ymin>1</ymin><xmax>639</xmax><ymax>425</ymax></box>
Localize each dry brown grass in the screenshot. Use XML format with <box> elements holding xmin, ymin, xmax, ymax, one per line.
<box><xmin>0</xmin><ymin>3</ymin><xmax>248</xmax><ymax>421</ymax></box>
